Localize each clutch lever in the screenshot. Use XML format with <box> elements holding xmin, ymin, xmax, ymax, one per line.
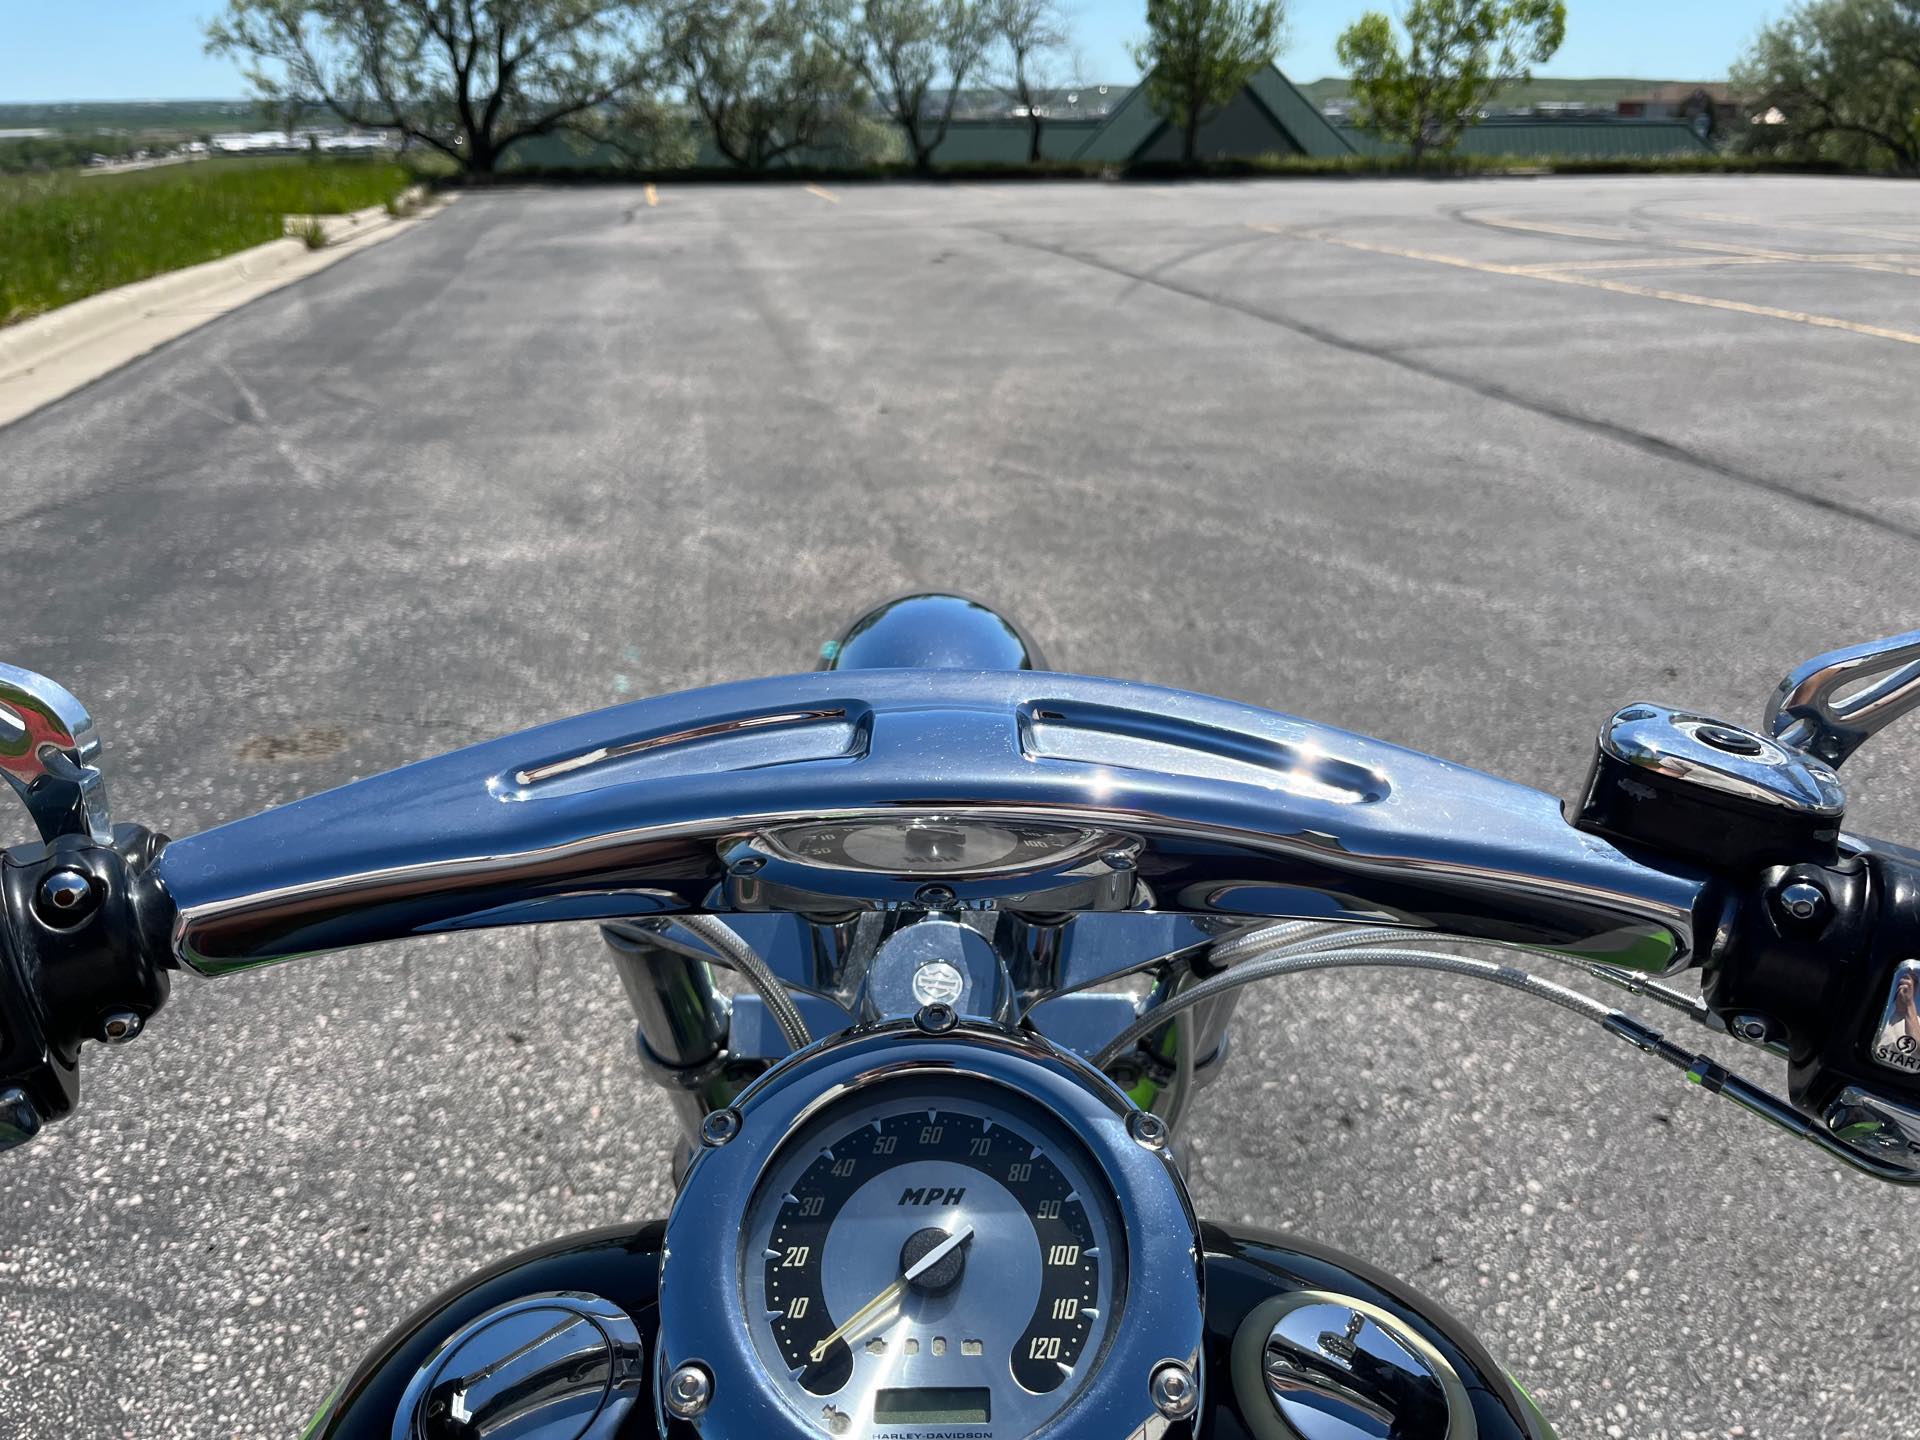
<box><xmin>1767</xmin><ymin>628</ymin><xmax>1920</xmax><ymax>769</ymax></box>
<box><xmin>0</xmin><ymin>663</ymin><xmax>111</xmax><ymax>845</ymax></box>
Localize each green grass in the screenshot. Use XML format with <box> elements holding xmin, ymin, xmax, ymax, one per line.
<box><xmin>0</xmin><ymin>157</ymin><xmax>415</xmax><ymax>326</ymax></box>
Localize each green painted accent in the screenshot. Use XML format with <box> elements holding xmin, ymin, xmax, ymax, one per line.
<box><xmin>297</xmin><ymin>1383</ymin><xmax>343</xmax><ymax>1440</ymax></box>
<box><xmin>1505</xmin><ymin>1370</ymin><xmax>1561</xmax><ymax>1438</ymax></box>
<box><xmin>1533</xmin><ymin>926</ymin><xmax>1678</xmax><ymax>973</ymax></box>
<box><xmin>819</xmin><ymin>640</ymin><xmax>840</xmax><ymax>662</ymax></box>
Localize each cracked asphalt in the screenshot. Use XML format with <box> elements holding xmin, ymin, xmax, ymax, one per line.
<box><xmin>2</xmin><ymin>176</ymin><xmax>1918</xmax><ymax>1438</ymax></box>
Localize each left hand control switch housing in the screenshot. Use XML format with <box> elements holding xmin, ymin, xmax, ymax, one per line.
<box><xmin>0</xmin><ymin>826</ymin><xmax>173</xmax><ymax>1152</ymax></box>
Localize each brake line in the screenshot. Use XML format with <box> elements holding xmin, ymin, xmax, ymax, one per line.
<box><xmin>1091</xmin><ymin>937</ymin><xmax>1920</xmax><ymax>1185</ymax></box>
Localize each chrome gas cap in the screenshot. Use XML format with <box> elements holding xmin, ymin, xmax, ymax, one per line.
<box><xmin>1230</xmin><ymin>1291</ymin><xmax>1476</xmax><ymax>1440</ymax></box>
<box><xmin>396</xmin><ymin>1292</ymin><xmax>644</xmax><ymax>1440</ymax></box>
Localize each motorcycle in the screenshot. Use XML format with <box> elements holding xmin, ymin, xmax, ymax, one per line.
<box><xmin>4</xmin><ymin>593</ymin><xmax>1919</xmax><ymax>1440</ymax></box>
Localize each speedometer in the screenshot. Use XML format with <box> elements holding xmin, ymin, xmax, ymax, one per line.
<box><xmin>759</xmin><ymin>818</ymin><xmax>1107</xmax><ymax>877</ymax></box>
<box><xmin>741</xmin><ymin>1080</ymin><xmax>1123</xmax><ymax>1437</ymax></box>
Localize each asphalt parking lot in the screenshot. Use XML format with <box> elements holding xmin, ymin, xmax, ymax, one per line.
<box><xmin>1</xmin><ymin>174</ymin><xmax>1917</xmax><ymax>1438</ymax></box>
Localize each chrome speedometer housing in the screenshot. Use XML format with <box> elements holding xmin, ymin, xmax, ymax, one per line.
<box><xmin>658</xmin><ymin>1025</ymin><xmax>1205</xmax><ymax>1440</ymax></box>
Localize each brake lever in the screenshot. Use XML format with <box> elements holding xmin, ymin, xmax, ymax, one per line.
<box><xmin>1767</xmin><ymin>628</ymin><xmax>1920</xmax><ymax>769</ymax></box>
<box><xmin>0</xmin><ymin>663</ymin><xmax>111</xmax><ymax>846</ymax></box>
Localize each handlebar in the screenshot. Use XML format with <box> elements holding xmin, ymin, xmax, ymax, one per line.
<box><xmin>3</xmin><ymin>638</ymin><xmax>1919</xmax><ymax>1178</ymax></box>
<box><xmin>149</xmin><ymin>668</ymin><xmax>1710</xmax><ymax>972</ymax></box>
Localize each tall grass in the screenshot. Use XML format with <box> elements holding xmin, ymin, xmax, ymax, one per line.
<box><xmin>0</xmin><ymin>158</ymin><xmax>415</xmax><ymax>326</ymax></box>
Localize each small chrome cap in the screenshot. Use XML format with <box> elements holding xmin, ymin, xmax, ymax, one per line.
<box><xmin>664</xmin><ymin>1361</ymin><xmax>713</xmax><ymax>1419</ymax></box>
<box><xmin>1149</xmin><ymin>1359</ymin><xmax>1199</xmax><ymax>1420</ymax></box>
<box><xmin>1601</xmin><ymin>705</ymin><xmax>1844</xmax><ymax>816</ymax></box>
<box><xmin>398</xmin><ymin>1292</ymin><xmax>643</xmax><ymax>1440</ymax></box>
<box><xmin>1231</xmin><ymin>1291</ymin><xmax>1471</xmax><ymax>1440</ymax></box>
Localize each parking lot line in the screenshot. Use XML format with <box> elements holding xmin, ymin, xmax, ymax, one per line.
<box><xmin>1508</xmin><ymin>255</ymin><xmax>1787</xmax><ymax>274</ymax></box>
<box><xmin>1250</xmin><ymin>223</ymin><xmax>1920</xmax><ymax>348</ymax></box>
<box><xmin>804</xmin><ymin>184</ymin><xmax>840</xmax><ymax>204</ymax></box>
<box><xmin>1668</xmin><ymin>209</ymin><xmax>1920</xmax><ymax>246</ymax></box>
<box><xmin>1478</xmin><ymin>212</ymin><xmax>1920</xmax><ymax>279</ymax></box>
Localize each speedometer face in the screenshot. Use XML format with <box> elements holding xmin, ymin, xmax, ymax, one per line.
<box><xmin>741</xmin><ymin>1081</ymin><xmax>1122</xmax><ymax>1437</ymax></box>
<box><xmin>759</xmin><ymin>819</ymin><xmax>1105</xmax><ymax>877</ymax></box>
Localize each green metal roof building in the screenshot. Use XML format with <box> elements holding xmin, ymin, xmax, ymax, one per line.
<box><xmin>1071</xmin><ymin>65</ymin><xmax>1354</xmax><ymax>162</ymax></box>
<box><xmin>1337</xmin><ymin>116</ymin><xmax>1713</xmax><ymax>159</ymax></box>
<box><xmin>504</xmin><ymin>65</ymin><xmax>1716</xmax><ymax>171</ymax></box>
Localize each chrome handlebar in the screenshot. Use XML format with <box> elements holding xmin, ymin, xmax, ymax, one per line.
<box><xmin>147</xmin><ymin>669</ymin><xmax>1708</xmax><ymax>979</ymax></box>
<box><xmin>3</xmin><ymin>635</ymin><xmax>1918</xmax><ymax>1183</ymax></box>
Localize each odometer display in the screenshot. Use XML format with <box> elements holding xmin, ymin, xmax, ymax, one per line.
<box><xmin>742</xmin><ymin>1081</ymin><xmax>1123</xmax><ymax>1437</ymax></box>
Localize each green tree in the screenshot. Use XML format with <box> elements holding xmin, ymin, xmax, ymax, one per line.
<box><xmin>1131</xmin><ymin>0</ymin><xmax>1284</xmax><ymax>167</ymax></box>
<box><xmin>665</xmin><ymin>0</ymin><xmax>865</xmax><ymax>167</ymax></box>
<box><xmin>1733</xmin><ymin>0</ymin><xmax>1920</xmax><ymax>171</ymax></box>
<box><xmin>815</xmin><ymin>0</ymin><xmax>993</xmax><ymax>174</ymax></box>
<box><xmin>1335</xmin><ymin>0</ymin><xmax>1566</xmax><ymax>162</ymax></box>
<box><xmin>207</xmin><ymin>1</ymin><xmax>658</xmax><ymax>175</ymax></box>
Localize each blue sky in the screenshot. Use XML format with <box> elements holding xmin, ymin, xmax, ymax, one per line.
<box><xmin>1</xmin><ymin>1</ymin><xmax>1783</xmax><ymax>102</ymax></box>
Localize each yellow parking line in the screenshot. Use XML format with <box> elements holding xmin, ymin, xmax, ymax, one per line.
<box><xmin>805</xmin><ymin>184</ymin><xmax>840</xmax><ymax>204</ymax></box>
<box><xmin>1669</xmin><ymin>208</ymin><xmax>1920</xmax><ymax>246</ymax></box>
<box><xmin>1475</xmin><ymin>214</ymin><xmax>1627</xmax><ymax>243</ymax></box>
<box><xmin>1249</xmin><ymin>223</ymin><xmax>1920</xmax><ymax>348</ymax></box>
<box><xmin>644</xmin><ymin>184</ymin><xmax>658</xmax><ymax>207</ymax></box>
<box><xmin>1508</xmin><ymin>255</ymin><xmax>1788</xmax><ymax>274</ymax></box>
<box><xmin>1477</xmin><ymin>212</ymin><xmax>1920</xmax><ymax>278</ymax></box>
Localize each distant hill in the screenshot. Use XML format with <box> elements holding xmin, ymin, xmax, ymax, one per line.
<box><xmin>1297</xmin><ymin>76</ymin><xmax>1724</xmax><ymax>108</ymax></box>
<box><xmin>0</xmin><ymin>100</ymin><xmax>274</xmax><ymax>136</ymax></box>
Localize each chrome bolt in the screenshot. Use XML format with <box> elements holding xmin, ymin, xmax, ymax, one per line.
<box><xmin>699</xmin><ymin>1108</ymin><xmax>741</xmax><ymax>1147</ymax></box>
<box><xmin>1731</xmin><ymin>1013</ymin><xmax>1774</xmax><ymax>1044</ymax></box>
<box><xmin>99</xmin><ymin>1011</ymin><xmax>142</xmax><ymax>1045</ymax></box>
<box><xmin>665</xmin><ymin>1361</ymin><xmax>713</xmax><ymax>1419</ymax></box>
<box><xmin>1128</xmin><ymin>1110</ymin><xmax>1169</xmax><ymax>1150</ymax></box>
<box><xmin>914</xmin><ymin>1002</ymin><xmax>959</xmax><ymax>1035</ymax></box>
<box><xmin>914</xmin><ymin>883</ymin><xmax>956</xmax><ymax>908</ymax></box>
<box><xmin>1695</xmin><ymin>724</ymin><xmax>1765</xmax><ymax>757</ymax></box>
<box><xmin>1779</xmin><ymin>880</ymin><xmax>1828</xmax><ymax>923</ymax></box>
<box><xmin>730</xmin><ymin>855</ymin><xmax>766</xmax><ymax>876</ymax></box>
<box><xmin>1100</xmin><ymin>849</ymin><xmax>1133</xmax><ymax>871</ymax></box>
<box><xmin>34</xmin><ymin>868</ymin><xmax>96</xmax><ymax>927</ymax></box>
<box><xmin>1149</xmin><ymin>1359</ymin><xmax>1198</xmax><ymax>1420</ymax></box>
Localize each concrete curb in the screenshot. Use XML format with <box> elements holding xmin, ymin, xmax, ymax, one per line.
<box><xmin>0</xmin><ymin>189</ymin><xmax>453</xmax><ymax>429</ymax></box>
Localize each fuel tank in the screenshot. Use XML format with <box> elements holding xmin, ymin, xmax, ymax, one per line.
<box><xmin>307</xmin><ymin>1220</ymin><xmax>1554</xmax><ymax>1439</ymax></box>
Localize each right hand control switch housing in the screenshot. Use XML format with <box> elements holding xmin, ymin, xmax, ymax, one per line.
<box><xmin>1575</xmin><ymin>704</ymin><xmax>1846</xmax><ymax>870</ymax></box>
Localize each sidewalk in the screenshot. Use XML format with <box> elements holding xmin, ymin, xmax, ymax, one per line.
<box><xmin>0</xmin><ymin>189</ymin><xmax>455</xmax><ymax>428</ymax></box>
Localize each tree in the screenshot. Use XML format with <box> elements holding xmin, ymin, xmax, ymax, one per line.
<box><xmin>1335</xmin><ymin>0</ymin><xmax>1566</xmax><ymax>162</ymax></box>
<box><xmin>664</xmin><ymin>0</ymin><xmax>865</xmax><ymax>168</ymax></box>
<box><xmin>989</xmin><ymin>0</ymin><xmax>1071</xmax><ymax>163</ymax></box>
<box><xmin>1732</xmin><ymin>0</ymin><xmax>1920</xmax><ymax>172</ymax></box>
<box><xmin>815</xmin><ymin>0</ymin><xmax>993</xmax><ymax>174</ymax></box>
<box><xmin>206</xmin><ymin>1</ymin><xmax>657</xmax><ymax>175</ymax></box>
<box><xmin>1131</xmin><ymin>0</ymin><xmax>1285</xmax><ymax>168</ymax></box>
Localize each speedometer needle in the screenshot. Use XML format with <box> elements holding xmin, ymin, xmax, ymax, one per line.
<box><xmin>808</xmin><ymin>1225</ymin><xmax>975</xmax><ymax>1363</ymax></box>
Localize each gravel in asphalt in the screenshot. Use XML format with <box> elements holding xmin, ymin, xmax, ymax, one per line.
<box><xmin>1</xmin><ymin>175</ymin><xmax>1917</xmax><ymax>1439</ymax></box>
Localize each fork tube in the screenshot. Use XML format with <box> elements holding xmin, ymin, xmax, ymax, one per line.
<box><xmin>601</xmin><ymin>923</ymin><xmax>733</xmax><ymax>1148</ymax></box>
